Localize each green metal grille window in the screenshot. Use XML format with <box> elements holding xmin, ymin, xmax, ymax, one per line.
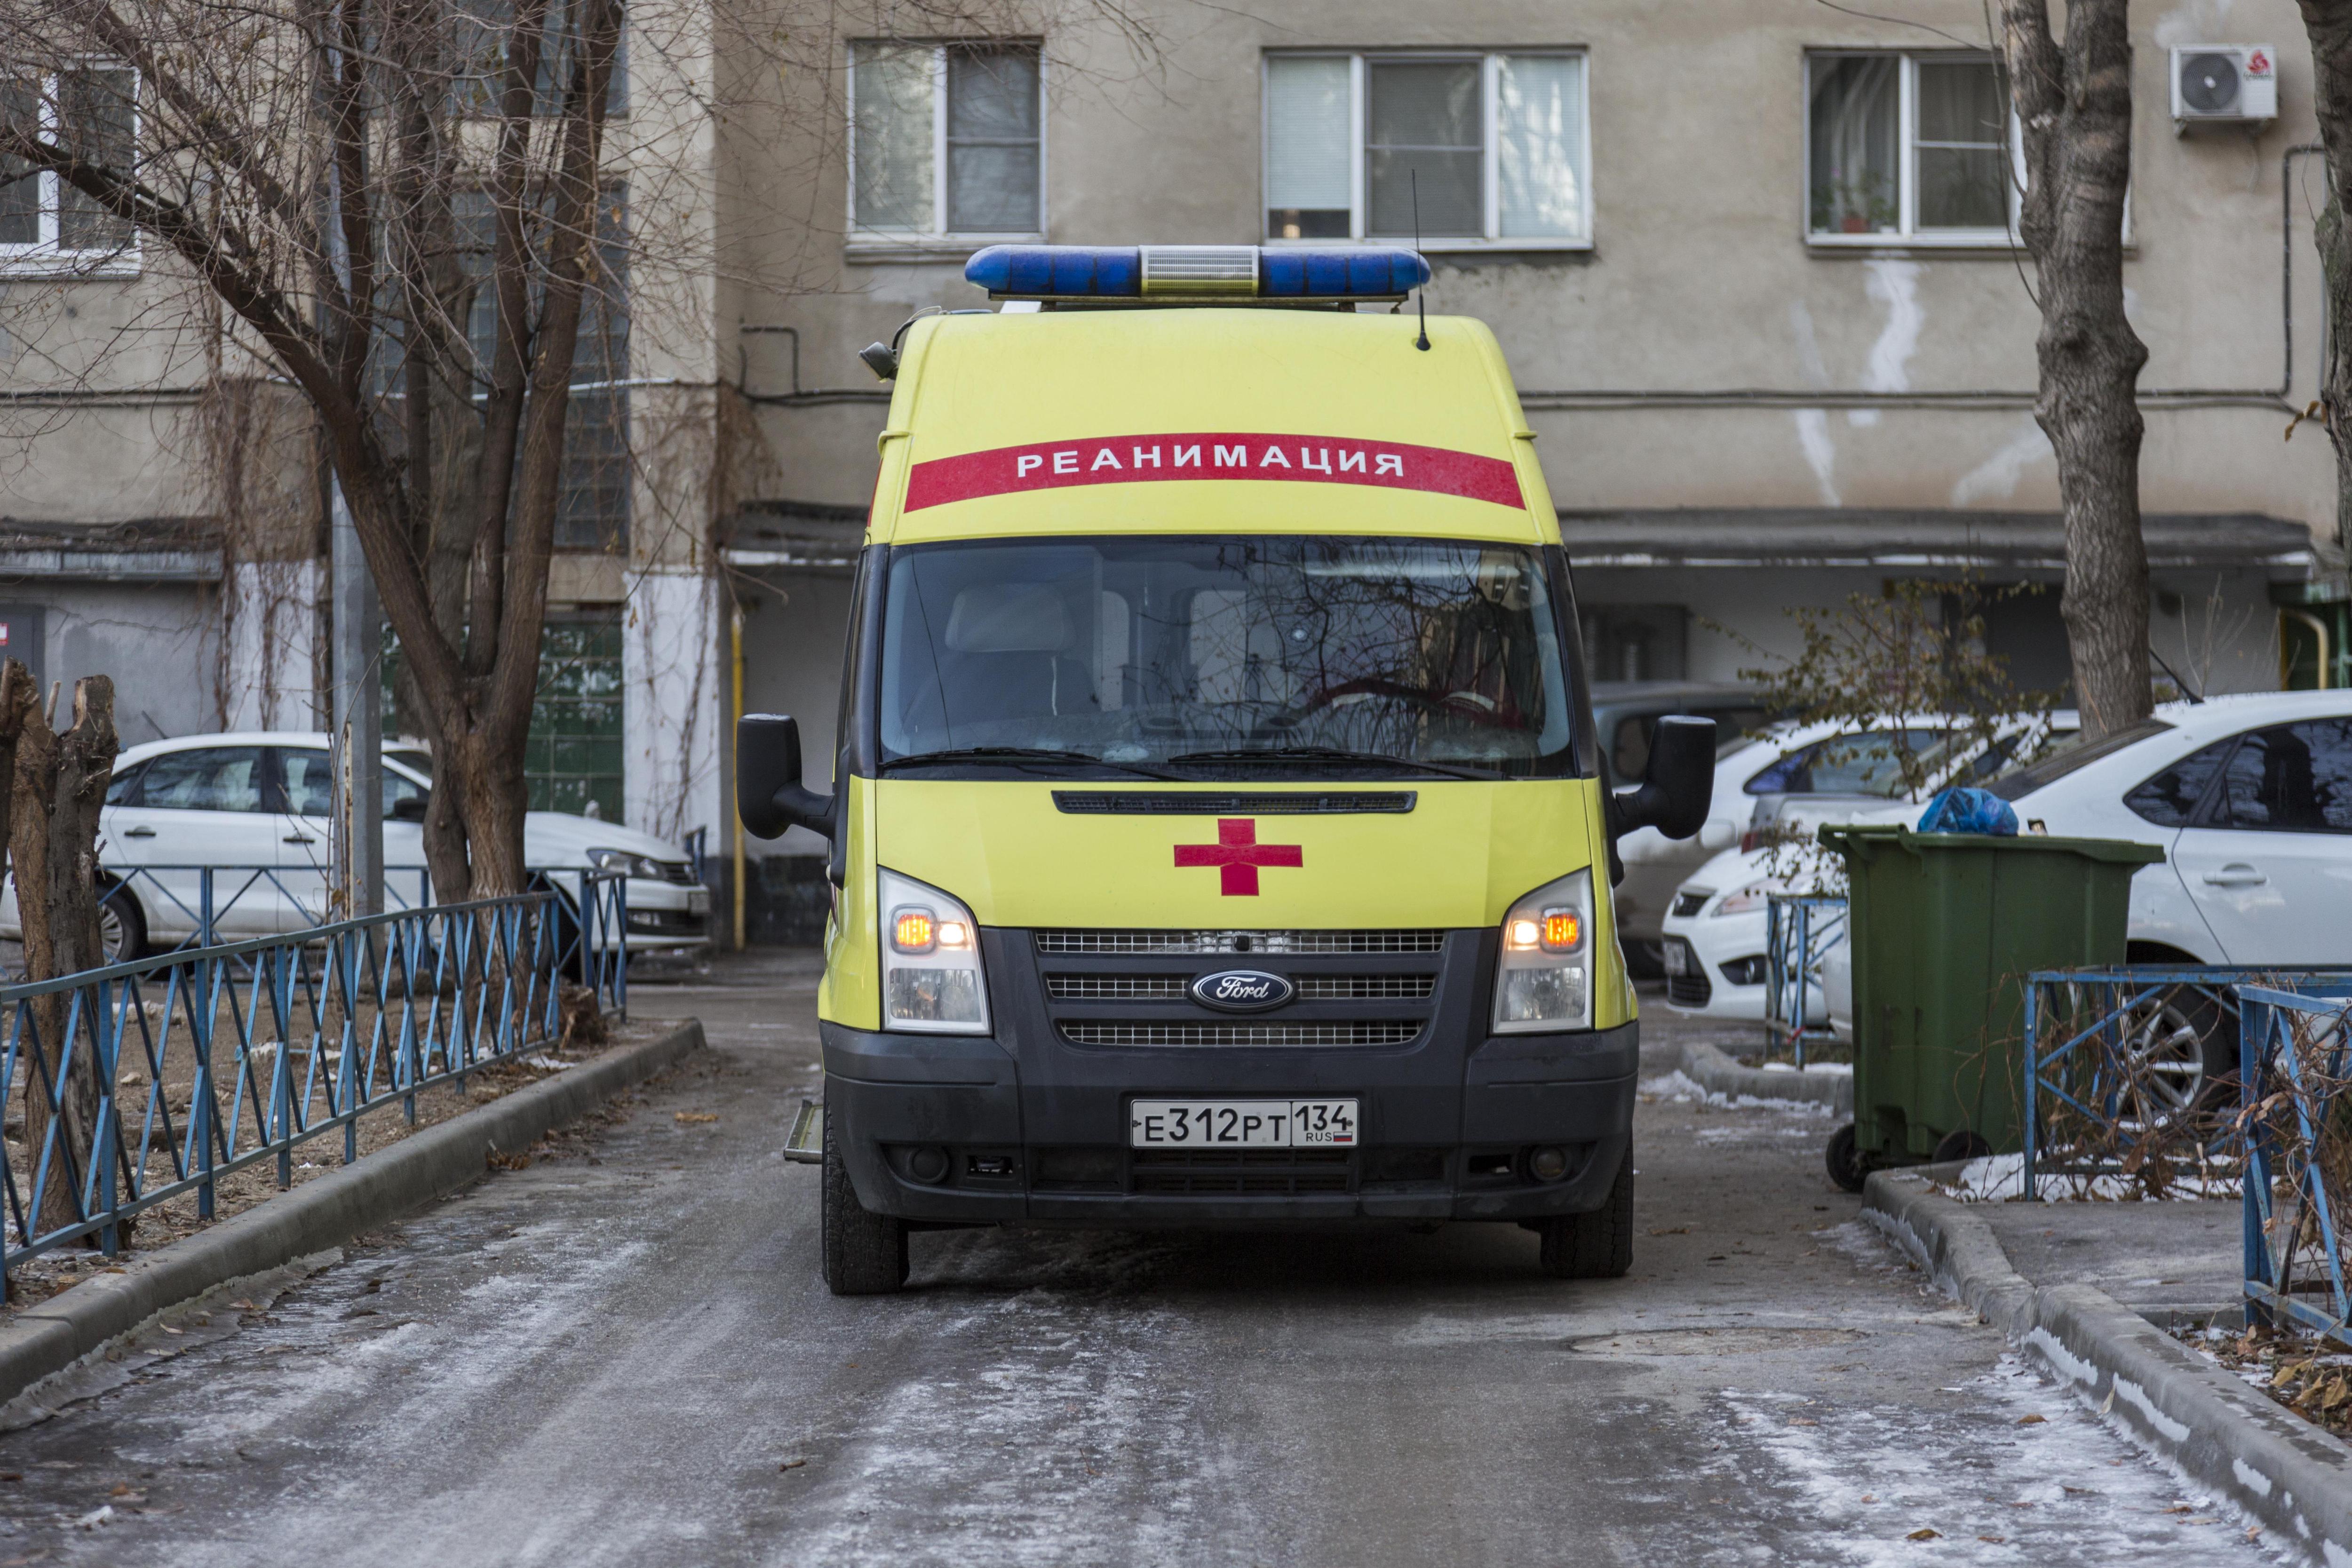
<box><xmin>531</xmin><ymin>616</ymin><xmax>625</xmax><ymax>820</ymax></box>
<box><xmin>381</xmin><ymin>610</ymin><xmax>626</xmax><ymax>823</ymax></box>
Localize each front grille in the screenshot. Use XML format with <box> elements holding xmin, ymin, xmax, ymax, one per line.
<box><xmin>1666</xmin><ymin>971</ymin><xmax>1713</xmax><ymax>1008</ymax></box>
<box><xmin>1294</xmin><ymin>974</ymin><xmax>1436</xmax><ymax>1000</ymax></box>
<box><xmin>1060</xmin><ymin>1021</ymin><xmax>1422</xmax><ymax>1048</ymax></box>
<box><xmin>626</xmin><ymin>907</ymin><xmax>706</xmax><ymax>934</ymax></box>
<box><xmin>1046</xmin><ymin>974</ymin><xmax>1188</xmax><ymax>1001</ymax></box>
<box><xmin>1046</xmin><ymin>973</ymin><xmax>1436</xmax><ymax>1002</ymax></box>
<box><xmin>1051</xmin><ymin>791</ymin><xmax>1416</xmax><ymax>816</ymax></box>
<box><xmin>1671</xmin><ymin>890</ymin><xmax>1711</xmax><ymax>918</ymax></box>
<box><xmin>1035</xmin><ymin>929</ymin><xmax>1446</xmax><ymax>955</ymax></box>
<box><xmin>1131</xmin><ymin>1148</ymin><xmax>1352</xmax><ymax>1194</ymax></box>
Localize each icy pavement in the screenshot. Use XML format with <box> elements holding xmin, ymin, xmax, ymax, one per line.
<box><xmin>0</xmin><ymin>969</ymin><xmax>2289</xmax><ymax>1566</ymax></box>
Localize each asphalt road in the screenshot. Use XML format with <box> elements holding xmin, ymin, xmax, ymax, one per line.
<box><xmin>0</xmin><ymin>954</ymin><xmax>2284</xmax><ymax>1566</ymax></box>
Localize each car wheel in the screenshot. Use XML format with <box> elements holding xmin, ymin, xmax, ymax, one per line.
<box><xmin>98</xmin><ymin>883</ymin><xmax>146</xmax><ymax>966</ymax></box>
<box><xmin>1826</xmin><ymin>1122</ymin><xmax>1869</xmax><ymax>1193</ymax></box>
<box><xmin>1537</xmin><ymin>1145</ymin><xmax>1633</xmax><ymax>1279</ymax></box>
<box><xmin>1622</xmin><ymin>939</ymin><xmax>1666</xmax><ymax>980</ymax></box>
<box><xmin>822</xmin><ymin>1106</ymin><xmax>908</xmax><ymax>1296</ymax></box>
<box><xmin>2117</xmin><ymin>985</ymin><xmax>2238</xmax><ymax>1122</ymax></box>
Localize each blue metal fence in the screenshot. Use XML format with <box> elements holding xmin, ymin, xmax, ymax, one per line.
<box><xmin>2022</xmin><ymin>966</ymin><xmax>2352</xmax><ymax>1202</ymax></box>
<box><xmin>1763</xmin><ymin>894</ymin><xmax>1846</xmax><ymax>1067</ymax></box>
<box><xmin>98</xmin><ymin>864</ymin><xmax>625</xmax><ymax>953</ymax></box>
<box><xmin>1</xmin><ymin>879</ymin><xmax>628</xmax><ymax>1280</ymax></box>
<box><xmin>2241</xmin><ymin>986</ymin><xmax>2352</xmax><ymax>1343</ymax></box>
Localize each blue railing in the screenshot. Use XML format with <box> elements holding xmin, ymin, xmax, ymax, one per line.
<box><xmin>100</xmin><ymin>864</ymin><xmax>622</xmax><ymax>954</ymax></box>
<box><xmin>1763</xmin><ymin>893</ymin><xmax>1845</xmax><ymax>1067</ymax></box>
<box><xmin>2022</xmin><ymin>966</ymin><xmax>2352</xmax><ymax>1201</ymax></box>
<box><xmin>1</xmin><ymin>881</ymin><xmax>629</xmax><ymax>1280</ymax></box>
<box><xmin>2241</xmin><ymin>986</ymin><xmax>2352</xmax><ymax>1343</ymax></box>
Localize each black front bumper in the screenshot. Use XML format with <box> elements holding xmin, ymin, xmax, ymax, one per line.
<box><xmin>820</xmin><ymin>926</ymin><xmax>1636</xmax><ymax>1226</ymax></box>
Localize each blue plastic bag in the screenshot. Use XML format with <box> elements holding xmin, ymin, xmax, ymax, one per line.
<box><xmin>1916</xmin><ymin>786</ymin><xmax>2018</xmax><ymax>836</ymax></box>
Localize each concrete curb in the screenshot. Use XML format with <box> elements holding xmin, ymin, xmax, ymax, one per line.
<box><xmin>0</xmin><ymin>1018</ymin><xmax>704</xmax><ymax>1410</ymax></box>
<box><xmin>1679</xmin><ymin>1041</ymin><xmax>1853</xmax><ymax>1115</ymax></box>
<box><xmin>1866</xmin><ymin>1166</ymin><xmax>2352</xmax><ymax>1563</ymax></box>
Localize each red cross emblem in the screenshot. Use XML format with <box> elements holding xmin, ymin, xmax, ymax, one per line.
<box><xmin>1172</xmin><ymin>819</ymin><xmax>1303</xmax><ymax>897</ymax></box>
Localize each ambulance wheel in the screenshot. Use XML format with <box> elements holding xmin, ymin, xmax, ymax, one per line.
<box><xmin>1826</xmin><ymin>1123</ymin><xmax>1869</xmax><ymax>1194</ymax></box>
<box><xmin>1539</xmin><ymin>1146</ymin><xmax>1633</xmax><ymax>1280</ymax></box>
<box><xmin>821</xmin><ymin>1111</ymin><xmax>908</xmax><ymax>1296</ymax></box>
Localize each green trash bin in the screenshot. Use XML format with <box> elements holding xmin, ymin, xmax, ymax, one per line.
<box><xmin>1818</xmin><ymin>824</ymin><xmax>2165</xmax><ymax>1191</ymax></box>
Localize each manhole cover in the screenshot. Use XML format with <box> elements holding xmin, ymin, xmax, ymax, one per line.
<box><xmin>1569</xmin><ymin>1327</ymin><xmax>1865</xmax><ymax>1356</ymax></box>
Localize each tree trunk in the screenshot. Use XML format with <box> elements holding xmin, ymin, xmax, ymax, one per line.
<box><xmin>3</xmin><ymin>667</ymin><xmax>119</xmax><ymax>1240</ymax></box>
<box><xmin>2300</xmin><ymin>0</ymin><xmax>2352</xmax><ymax>558</ymax></box>
<box><xmin>2003</xmin><ymin>0</ymin><xmax>2153</xmax><ymax>740</ymax></box>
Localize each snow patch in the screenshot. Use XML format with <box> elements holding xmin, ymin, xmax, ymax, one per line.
<box><xmin>2112</xmin><ymin>1375</ymin><xmax>2193</xmax><ymax>1443</ymax></box>
<box><xmin>1933</xmin><ymin>1152</ymin><xmax>2239</xmax><ymax>1204</ymax></box>
<box><xmin>1641</xmin><ymin>1068</ymin><xmax>1836</xmax><ymax>1115</ymax></box>
<box><xmin>2029</xmin><ymin>1325</ymin><xmax>2102</xmax><ymax>1388</ymax></box>
<box><xmin>2233</xmin><ymin>1457</ymin><xmax>2274</xmax><ymax>1498</ymax></box>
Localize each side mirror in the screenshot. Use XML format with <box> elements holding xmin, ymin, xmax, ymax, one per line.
<box><xmin>1612</xmin><ymin>715</ymin><xmax>1716</xmax><ymax>842</ymax></box>
<box><xmin>387</xmin><ymin>794</ymin><xmax>428</xmax><ymax>823</ymax></box>
<box><xmin>738</xmin><ymin>713</ymin><xmax>837</xmax><ymax>841</ymax></box>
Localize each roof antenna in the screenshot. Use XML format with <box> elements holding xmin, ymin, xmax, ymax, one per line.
<box><xmin>2149</xmin><ymin>642</ymin><xmax>2205</xmax><ymax>703</ymax></box>
<box><xmin>1411</xmin><ymin>170</ymin><xmax>1430</xmax><ymax>351</ymax></box>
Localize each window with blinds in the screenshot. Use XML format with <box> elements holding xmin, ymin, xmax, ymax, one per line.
<box><xmin>1264</xmin><ymin>52</ymin><xmax>1589</xmax><ymax>248</ymax></box>
<box><xmin>851</xmin><ymin>42</ymin><xmax>1042</xmax><ymax>241</ymax></box>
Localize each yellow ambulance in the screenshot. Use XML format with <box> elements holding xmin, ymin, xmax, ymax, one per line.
<box><xmin>739</xmin><ymin>244</ymin><xmax>1715</xmax><ymax>1294</ymax></box>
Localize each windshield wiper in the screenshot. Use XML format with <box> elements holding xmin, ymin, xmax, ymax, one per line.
<box><xmin>881</xmin><ymin>747</ymin><xmax>1181</xmax><ymax>781</ymax></box>
<box><xmin>1166</xmin><ymin>747</ymin><xmax>1492</xmax><ymax>781</ymax></box>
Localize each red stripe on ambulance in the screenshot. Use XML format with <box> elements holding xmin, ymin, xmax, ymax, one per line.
<box><xmin>900</xmin><ymin>433</ymin><xmax>1525</xmax><ymax>512</ymax></box>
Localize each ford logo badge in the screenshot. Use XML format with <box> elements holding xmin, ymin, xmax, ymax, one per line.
<box><xmin>1190</xmin><ymin>969</ymin><xmax>1295</xmax><ymax>1012</ymax></box>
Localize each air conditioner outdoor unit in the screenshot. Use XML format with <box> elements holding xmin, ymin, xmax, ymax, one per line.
<box><xmin>2171</xmin><ymin>45</ymin><xmax>2278</xmax><ymax>129</ymax></box>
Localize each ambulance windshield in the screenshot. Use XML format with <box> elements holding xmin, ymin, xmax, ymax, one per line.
<box><xmin>876</xmin><ymin>536</ymin><xmax>1578</xmax><ymax>778</ymax></box>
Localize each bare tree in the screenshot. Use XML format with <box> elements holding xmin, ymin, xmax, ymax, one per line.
<box><xmin>0</xmin><ymin>0</ymin><xmax>628</xmax><ymax>896</ymax></box>
<box><xmin>2001</xmin><ymin>0</ymin><xmax>2153</xmax><ymax>740</ymax></box>
<box><xmin>2298</xmin><ymin>3</ymin><xmax>2352</xmax><ymax>557</ymax></box>
<box><xmin>0</xmin><ymin>0</ymin><xmax>1161</xmax><ymax>894</ymax></box>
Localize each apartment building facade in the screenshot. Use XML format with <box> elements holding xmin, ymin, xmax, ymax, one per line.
<box><xmin>3</xmin><ymin>0</ymin><xmax>2344</xmax><ymax>940</ymax></box>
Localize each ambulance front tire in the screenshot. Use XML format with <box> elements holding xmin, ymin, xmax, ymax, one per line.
<box><xmin>1537</xmin><ymin>1145</ymin><xmax>1634</xmax><ymax>1280</ymax></box>
<box><xmin>822</xmin><ymin>1112</ymin><xmax>909</xmax><ymax>1296</ymax></box>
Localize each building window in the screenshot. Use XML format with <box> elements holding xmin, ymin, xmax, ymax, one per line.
<box><xmin>531</xmin><ymin>614</ymin><xmax>625</xmax><ymax>821</ymax></box>
<box><xmin>1807</xmin><ymin>52</ymin><xmax>2014</xmax><ymax>244</ymax></box>
<box><xmin>449</xmin><ymin>186</ymin><xmax>630</xmax><ymax>550</ymax></box>
<box><xmin>0</xmin><ymin>66</ymin><xmax>138</xmax><ymax>272</ymax></box>
<box><xmin>1263</xmin><ymin>53</ymin><xmax>1589</xmax><ymax>248</ymax></box>
<box><xmin>850</xmin><ymin>43</ymin><xmax>1041</xmax><ymax>241</ymax></box>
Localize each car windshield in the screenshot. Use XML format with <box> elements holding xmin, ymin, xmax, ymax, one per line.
<box><xmin>878</xmin><ymin>535</ymin><xmax>1578</xmax><ymax>777</ymax></box>
<box><xmin>1985</xmin><ymin>717</ymin><xmax>2174</xmax><ymax>801</ymax></box>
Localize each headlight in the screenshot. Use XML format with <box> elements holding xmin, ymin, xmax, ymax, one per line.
<box><xmin>586</xmin><ymin>848</ymin><xmax>661</xmax><ymax>878</ymax></box>
<box><xmin>879</xmin><ymin>868</ymin><xmax>989</xmax><ymax>1033</ymax></box>
<box><xmin>1710</xmin><ymin>885</ymin><xmax>1771</xmax><ymax>916</ymax></box>
<box><xmin>1493</xmin><ymin>868</ymin><xmax>1593</xmax><ymax>1033</ymax></box>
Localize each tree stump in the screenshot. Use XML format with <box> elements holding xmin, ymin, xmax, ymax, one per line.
<box><xmin>0</xmin><ymin>664</ymin><xmax>120</xmax><ymax>1242</ymax></box>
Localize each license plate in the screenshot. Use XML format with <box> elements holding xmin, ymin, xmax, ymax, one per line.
<box><xmin>1128</xmin><ymin>1098</ymin><xmax>1359</xmax><ymax>1149</ymax></box>
<box><xmin>1662</xmin><ymin>942</ymin><xmax>1689</xmax><ymax>976</ymax></box>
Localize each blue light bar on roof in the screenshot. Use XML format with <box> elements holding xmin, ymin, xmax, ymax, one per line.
<box><xmin>964</xmin><ymin>244</ymin><xmax>1430</xmax><ymax>302</ymax></box>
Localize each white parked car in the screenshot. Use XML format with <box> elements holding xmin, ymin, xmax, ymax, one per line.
<box><xmin>1828</xmin><ymin>692</ymin><xmax>2348</xmax><ymax>1101</ymax></box>
<box><xmin>1</xmin><ymin>732</ymin><xmax>711</xmax><ymax>962</ymax></box>
<box><xmin>1656</xmin><ymin>713</ymin><xmax>2078</xmax><ymax>1019</ymax></box>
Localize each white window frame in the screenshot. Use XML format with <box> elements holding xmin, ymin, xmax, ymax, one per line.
<box><xmin>1803</xmin><ymin>50</ymin><xmax>2021</xmax><ymax>251</ymax></box>
<box><xmin>845</xmin><ymin>41</ymin><xmax>1046</xmax><ymax>250</ymax></box>
<box><xmin>1261</xmin><ymin>50</ymin><xmax>1593</xmax><ymax>252</ymax></box>
<box><xmin>0</xmin><ymin>64</ymin><xmax>142</xmax><ymax>278</ymax></box>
